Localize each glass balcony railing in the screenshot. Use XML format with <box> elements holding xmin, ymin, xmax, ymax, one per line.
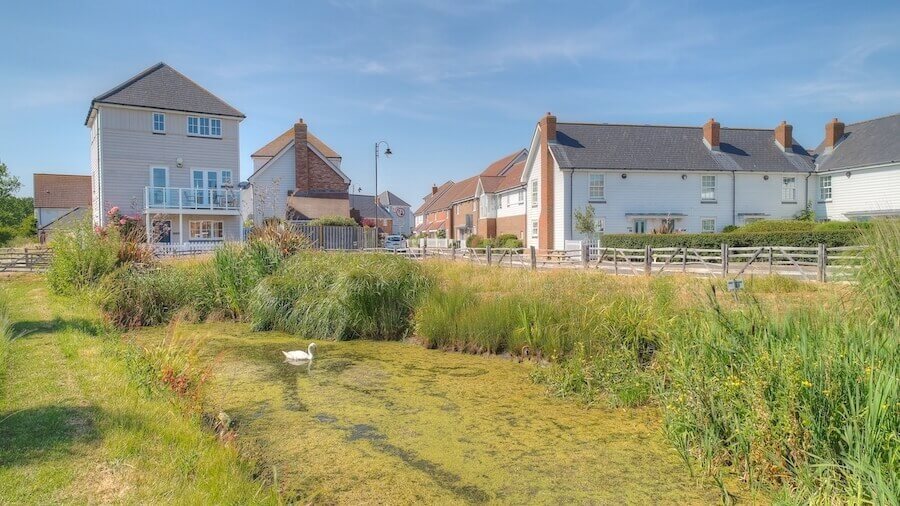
<box><xmin>145</xmin><ymin>187</ymin><xmax>240</xmax><ymax>211</ymax></box>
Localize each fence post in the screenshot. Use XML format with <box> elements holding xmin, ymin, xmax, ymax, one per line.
<box><xmin>529</xmin><ymin>246</ymin><xmax>537</xmax><ymax>270</ymax></box>
<box><xmin>613</xmin><ymin>249</ymin><xmax>618</xmax><ymax>275</ymax></box>
<box><xmin>644</xmin><ymin>245</ymin><xmax>652</xmax><ymax>276</ymax></box>
<box><xmin>721</xmin><ymin>243</ymin><xmax>728</xmax><ymax>276</ymax></box>
<box><xmin>817</xmin><ymin>243</ymin><xmax>827</xmax><ymax>282</ymax></box>
<box><xmin>24</xmin><ymin>248</ymin><xmax>30</xmax><ymax>270</ymax></box>
<box><xmin>768</xmin><ymin>246</ymin><xmax>774</xmax><ymax>275</ymax></box>
<box><xmin>681</xmin><ymin>247</ymin><xmax>687</xmax><ymax>272</ymax></box>
<box><xmin>582</xmin><ymin>243</ymin><xmax>590</xmax><ymax>268</ymax></box>
<box><xmin>422</xmin><ymin>240</ymin><xmax>427</xmax><ymax>259</ymax></box>
<box><xmin>486</xmin><ymin>245</ymin><xmax>492</xmax><ymax>266</ymax></box>
<box><xmin>451</xmin><ymin>246</ymin><xmax>456</xmax><ymax>261</ymax></box>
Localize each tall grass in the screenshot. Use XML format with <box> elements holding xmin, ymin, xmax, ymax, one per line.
<box><xmin>249</xmin><ymin>252</ymin><xmax>430</xmax><ymax>340</ymax></box>
<box><xmin>46</xmin><ymin>221</ymin><xmax>120</xmax><ymax>294</ymax></box>
<box><xmin>0</xmin><ymin>288</ymin><xmax>13</xmax><ymax>394</ymax></box>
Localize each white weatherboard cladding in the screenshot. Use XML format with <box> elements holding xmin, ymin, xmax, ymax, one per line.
<box><xmin>734</xmin><ymin>172</ymin><xmax>809</xmax><ymax>222</ymax></box>
<box><xmin>553</xmin><ymin>160</ymin><xmax>568</xmax><ymax>251</ymax></box>
<box><xmin>90</xmin><ymin>113</ymin><xmax>102</xmax><ymax>224</ymax></box>
<box><xmin>525</xmin><ymin>148</ymin><xmax>541</xmax><ymax>247</ymax></box>
<box><xmin>496</xmin><ymin>187</ymin><xmax>526</xmax><ymax>219</ymax></box>
<box><xmin>249</xmin><ymin>147</ymin><xmax>295</xmax><ymax>222</ymax></box>
<box><xmin>97</xmin><ymin>105</ymin><xmax>240</xmax><ymax>218</ymax></box>
<box><xmin>818</xmin><ymin>164</ymin><xmax>900</xmax><ymax>220</ymax></box>
<box><xmin>564</xmin><ymin>170</ymin><xmax>736</xmax><ymax>236</ymax></box>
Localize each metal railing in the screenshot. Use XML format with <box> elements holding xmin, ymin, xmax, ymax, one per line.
<box><xmin>145</xmin><ymin>187</ymin><xmax>240</xmax><ymax>211</ymax></box>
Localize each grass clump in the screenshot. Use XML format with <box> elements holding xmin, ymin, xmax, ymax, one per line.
<box><xmin>100</xmin><ymin>264</ymin><xmax>203</xmax><ymax>327</ymax></box>
<box><xmin>0</xmin><ymin>288</ymin><xmax>12</xmax><ymax>392</ymax></box>
<box><xmin>46</xmin><ymin>221</ymin><xmax>121</xmax><ymax>294</ymax></box>
<box><xmin>249</xmin><ymin>252</ymin><xmax>429</xmax><ymax>340</ymax></box>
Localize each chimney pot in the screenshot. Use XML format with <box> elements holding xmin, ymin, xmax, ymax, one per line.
<box><xmin>775</xmin><ymin>120</ymin><xmax>793</xmax><ymax>151</ymax></box>
<box><xmin>432</xmin><ymin>184</ymin><xmax>438</xmax><ymax>195</ymax></box>
<box><xmin>703</xmin><ymin>118</ymin><xmax>721</xmax><ymax>150</ymax></box>
<box><xmin>825</xmin><ymin>118</ymin><xmax>845</xmax><ymax>151</ymax></box>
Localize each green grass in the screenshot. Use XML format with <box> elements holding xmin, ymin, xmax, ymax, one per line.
<box><xmin>0</xmin><ymin>276</ymin><xmax>278</xmax><ymax>504</ymax></box>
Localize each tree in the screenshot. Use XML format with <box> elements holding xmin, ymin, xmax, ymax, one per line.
<box><xmin>574</xmin><ymin>204</ymin><xmax>601</xmax><ymax>243</ymax></box>
<box><xmin>0</xmin><ymin>162</ymin><xmax>28</xmax><ymax>228</ymax></box>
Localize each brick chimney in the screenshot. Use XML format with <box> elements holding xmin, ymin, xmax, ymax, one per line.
<box><xmin>703</xmin><ymin>118</ymin><xmax>720</xmax><ymax>151</ymax></box>
<box><xmin>537</xmin><ymin>112</ymin><xmax>557</xmax><ymax>251</ymax></box>
<box><xmin>774</xmin><ymin>120</ymin><xmax>793</xmax><ymax>151</ymax></box>
<box><xmin>294</xmin><ymin>119</ymin><xmax>309</xmax><ymax>192</ymax></box>
<box><xmin>824</xmin><ymin>118</ymin><xmax>845</xmax><ymax>152</ymax></box>
<box><xmin>432</xmin><ymin>184</ymin><xmax>438</xmax><ymax>195</ymax></box>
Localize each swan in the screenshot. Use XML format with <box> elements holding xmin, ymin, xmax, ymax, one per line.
<box><xmin>282</xmin><ymin>343</ymin><xmax>317</xmax><ymax>361</ymax></box>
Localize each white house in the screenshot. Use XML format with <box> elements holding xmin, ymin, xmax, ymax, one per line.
<box><xmin>521</xmin><ymin>114</ymin><xmax>817</xmax><ymax>251</ymax></box>
<box><xmin>812</xmin><ymin>115</ymin><xmax>900</xmax><ymax>221</ymax></box>
<box><xmin>86</xmin><ymin>63</ymin><xmax>245</xmax><ymax>244</ymax></box>
<box><xmin>245</xmin><ymin>119</ymin><xmax>351</xmax><ymax>224</ymax></box>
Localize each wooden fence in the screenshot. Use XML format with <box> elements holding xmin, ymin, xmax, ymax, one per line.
<box><xmin>288</xmin><ymin>224</ymin><xmax>379</xmax><ymax>250</ymax></box>
<box><xmin>392</xmin><ymin>243</ymin><xmax>866</xmax><ymax>282</ymax></box>
<box><xmin>0</xmin><ymin>247</ymin><xmax>52</xmax><ymax>273</ymax></box>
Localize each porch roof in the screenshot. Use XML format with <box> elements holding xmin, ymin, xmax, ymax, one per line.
<box><xmin>624</xmin><ymin>213</ymin><xmax>687</xmax><ymax>218</ymax></box>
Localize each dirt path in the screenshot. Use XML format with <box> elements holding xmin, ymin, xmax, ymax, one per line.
<box><xmin>133</xmin><ymin>322</ymin><xmax>742</xmax><ymax>504</ymax></box>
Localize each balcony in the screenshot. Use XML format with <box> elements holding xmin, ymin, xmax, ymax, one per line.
<box><xmin>145</xmin><ymin>187</ymin><xmax>240</xmax><ymax>213</ymax></box>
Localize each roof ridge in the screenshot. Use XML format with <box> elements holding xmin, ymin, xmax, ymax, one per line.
<box><xmin>557</xmin><ymin>121</ymin><xmax>775</xmax><ymax>132</ymax></box>
<box><xmin>844</xmin><ymin>111</ymin><xmax>900</xmax><ymax>127</ymax></box>
<box><xmin>161</xmin><ymin>63</ymin><xmax>244</xmax><ymax>118</ymax></box>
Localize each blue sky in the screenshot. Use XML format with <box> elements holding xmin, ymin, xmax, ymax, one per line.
<box><xmin>2</xmin><ymin>0</ymin><xmax>900</xmax><ymax>205</ymax></box>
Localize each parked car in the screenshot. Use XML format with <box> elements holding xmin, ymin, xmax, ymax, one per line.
<box><xmin>384</xmin><ymin>235</ymin><xmax>405</xmax><ymax>250</ymax></box>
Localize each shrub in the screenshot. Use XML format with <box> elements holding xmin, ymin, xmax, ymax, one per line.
<box><xmin>47</xmin><ymin>221</ymin><xmax>120</xmax><ymax>294</ymax></box>
<box><xmin>721</xmin><ymin>225</ymin><xmax>739</xmax><ymax>233</ymax></box>
<box><xmin>496</xmin><ymin>233</ymin><xmax>523</xmax><ymax>248</ymax></box>
<box><xmin>249</xmin><ymin>252</ymin><xmax>430</xmax><ymax>340</ymax></box>
<box><xmin>737</xmin><ymin>219</ymin><xmax>815</xmax><ymax>233</ymax></box>
<box><xmin>308</xmin><ymin>215</ymin><xmax>358</xmax><ymax>227</ymax></box>
<box><xmin>602</xmin><ymin>229</ymin><xmax>861</xmax><ymax>248</ymax></box>
<box><xmin>465</xmin><ymin>234</ymin><xmax>484</xmax><ymax>248</ymax></box>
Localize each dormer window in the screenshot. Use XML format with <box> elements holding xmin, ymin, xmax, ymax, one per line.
<box><xmin>152</xmin><ymin>113</ymin><xmax>165</xmax><ymax>133</ymax></box>
<box><xmin>187</xmin><ymin>116</ymin><xmax>222</xmax><ymax>138</ymax></box>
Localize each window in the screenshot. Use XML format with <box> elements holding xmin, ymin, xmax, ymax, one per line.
<box><xmin>782</xmin><ymin>177</ymin><xmax>797</xmax><ymax>202</ymax></box>
<box><xmin>531</xmin><ymin>180</ymin><xmax>538</xmax><ymax>207</ymax></box>
<box><xmin>221</xmin><ymin>170</ymin><xmax>232</xmax><ymax>187</ymax></box>
<box><xmin>589</xmin><ymin>173</ymin><xmax>605</xmax><ymax>200</ymax></box>
<box><xmin>701</xmin><ymin>175</ymin><xmax>717</xmax><ymax>201</ymax></box>
<box><xmin>819</xmin><ymin>175</ymin><xmax>832</xmax><ymax>201</ymax></box>
<box><xmin>189</xmin><ymin>220</ymin><xmax>224</xmax><ymax>240</ymax></box>
<box><xmin>701</xmin><ymin>218</ymin><xmax>716</xmax><ymax>233</ymax></box>
<box><xmin>152</xmin><ymin>113</ymin><xmax>165</xmax><ymax>133</ymax></box>
<box><xmin>151</xmin><ymin>167</ymin><xmax>167</xmax><ymax>188</ymax></box>
<box><xmin>187</xmin><ymin>116</ymin><xmax>222</xmax><ymax>137</ymax></box>
<box><xmin>634</xmin><ymin>220</ymin><xmax>647</xmax><ymax>234</ymax></box>
<box><xmin>530</xmin><ymin>220</ymin><xmax>538</xmax><ymax>238</ymax></box>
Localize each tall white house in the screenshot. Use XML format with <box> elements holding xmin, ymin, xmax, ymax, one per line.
<box><xmin>812</xmin><ymin>115</ymin><xmax>900</xmax><ymax>221</ymax></box>
<box><xmin>521</xmin><ymin>114</ymin><xmax>816</xmax><ymax>251</ymax></box>
<box><xmin>86</xmin><ymin>62</ymin><xmax>245</xmax><ymax>244</ymax></box>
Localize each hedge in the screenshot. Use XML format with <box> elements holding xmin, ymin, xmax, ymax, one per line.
<box><xmin>601</xmin><ymin>230</ymin><xmax>862</xmax><ymax>249</ymax></box>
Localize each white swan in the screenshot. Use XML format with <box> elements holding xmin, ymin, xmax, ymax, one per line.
<box><xmin>282</xmin><ymin>343</ymin><xmax>317</xmax><ymax>361</ymax></box>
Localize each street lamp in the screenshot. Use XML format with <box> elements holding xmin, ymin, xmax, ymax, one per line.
<box><xmin>374</xmin><ymin>141</ymin><xmax>392</xmax><ymax>236</ymax></box>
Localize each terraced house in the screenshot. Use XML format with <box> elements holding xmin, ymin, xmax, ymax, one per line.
<box><xmin>87</xmin><ymin>62</ymin><xmax>245</xmax><ymax>244</ymax></box>
<box><xmin>522</xmin><ymin>113</ymin><xmax>819</xmax><ymax>251</ymax></box>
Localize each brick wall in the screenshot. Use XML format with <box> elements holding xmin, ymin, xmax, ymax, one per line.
<box><xmin>496</xmin><ymin>214</ymin><xmax>525</xmax><ymax>239</ymax></box>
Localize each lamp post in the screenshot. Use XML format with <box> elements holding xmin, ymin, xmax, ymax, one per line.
<box><xmin>374</xmin><ymin>141</ymin><xmax>392</xmax><ymax>236</ymax></box>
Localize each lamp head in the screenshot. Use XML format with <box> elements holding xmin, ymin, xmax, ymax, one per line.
<box><xmin>384</xmin><ymin>147</ymin><xmax>392</xmax><ymax>158</ymax></box>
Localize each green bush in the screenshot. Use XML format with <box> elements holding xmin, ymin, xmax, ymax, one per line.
<box><xmin>602</xmin><ymin>229</ymin><xmax>861</xmax><ymax>248</ymax></box>
<box><xmin>496</xmin><ymin>233</ymin><xmax>523</xmax><ymax>248</ymax></box>
<box><xmin>465</xmin><ymin>234</ymin><xmax>484</xmax><ymax>248</ymax></box>
<box><xmin>47</xmin><ymin>221</ymin><xmax>120</xmax><ymax>294</ymax></box>
<box><xmin>100</xmin><ymin>265</ymin><xmax>203</xmax><ymax>327</ymax></box>
<box><xmin>737</xmin><ymin>219</ymin><xmax>815</xmax><ymax>233</ymax></box>
<box><xmin>249</xmin><ymin>252</ymin><xmax>430</xmax><ymax>340</ymax></box>
<box><xmin>721</xmin><ymin>225</ymin><xmax>739</xmax><ymax>233</ymax></box>
<box><xmin>308</xmin><ymin>215</ymin><xmax>358</xmax><ymax>227</ymax></box>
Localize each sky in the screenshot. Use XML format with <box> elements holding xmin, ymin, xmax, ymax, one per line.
<box><xmin>2</xmin><ymin>0</ymin><xmax>900</xmax><ymax>205</ymax></box>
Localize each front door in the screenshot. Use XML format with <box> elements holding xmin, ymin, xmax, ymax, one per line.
<box><xmin>152</xmin><ymin>220</ymin><xmax>172</xmax><ymax>244</ymax></box>
<box><xmin>634</xmin><ymin>220</ymin><xmax>647</xmax><ymax>234</ymax></box>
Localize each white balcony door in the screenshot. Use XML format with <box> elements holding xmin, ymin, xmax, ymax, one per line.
<box><xmin>150</xmin><ymin>167</ymin><xmax>168</xmax><ymax>206</ymax></box>
<box><xmin>192</xmin><ymin>169</ymin><xmax>232</xmax><ymax>207</ymax></box>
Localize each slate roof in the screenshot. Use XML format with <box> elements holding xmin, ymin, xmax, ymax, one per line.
<box><xmin>86</xmin><ymin>63</ymin><xmax>244</xmax><ymax>124</ymax></box>
<box><xmin>814</xmin><ymin>113</ymin><xmax>900</xmax><ymax>171</ymax></box>
<box><xmin>33</xmin><ymin>174</ymin><xmax>92</xmax><ymax>208</ymax></box>
<box><xmin>549</xmin><ymin>123</ymin><xmax>814</xmax><ymax>173</ymax></box>
<box><xmin>350</xmin><ymin>194</ymin><xmax>391</xmax><ymax>219</ymax></box>
<box><xmin>252</xmin><ymin>127</ymin><xmax>340</xmax><ymax>159</ymax></box>
<box><xmin>378</xmin><ymin>191</ymin><xmax>411</xmax><ymax>207</ymax></box>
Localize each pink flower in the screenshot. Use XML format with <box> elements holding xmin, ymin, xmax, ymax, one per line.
<box><xmin>108</xmin><ymin>206</ymin><xmax>120</xmax><ymax>216</ymax></box>
<box><xmin>119</xmin><ymin>218</ymin><xmax>127</xmax><ymax>225</ymax></box>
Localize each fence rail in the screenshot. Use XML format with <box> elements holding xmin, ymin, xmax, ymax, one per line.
<box><xmin>389</xmin><ymin>242</ymin><xmax>866</xmax><ymax>282</ymax></box>
<box><xmin>287</xmin><ymin>224</ymin><xmax>379</xmax><ymax>250</ymax></box>
<box><xmin>0</xmin><ymin>247</ymin><xmax>52</xmax><ymax>272</ymax></box>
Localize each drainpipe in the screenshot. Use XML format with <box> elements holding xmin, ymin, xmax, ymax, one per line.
<box><xmin>568</xmin><ymin>169</ymin><xmax>574</xmax><ymax>239</ymax></box>
<box><xmin>804</xmin><ymin>172</ymin><xmax>812</xmax><ymax>213</ymax></box>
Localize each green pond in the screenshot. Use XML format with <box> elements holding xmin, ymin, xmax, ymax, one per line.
<box><xmin>134</xmin><ymin>323</ymin><xmax>732</xmax><ymax>504</ymax></box>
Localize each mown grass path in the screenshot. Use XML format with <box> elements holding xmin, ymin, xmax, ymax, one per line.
<box><xmin>130</xmin><ymin>323</ymin><xmax>748</xmax><ymax>504</ymax></box>
<box><xmin>0</xmin><ymin>277</ymin><xmax>275</xmax><ymax>504</ymax></box>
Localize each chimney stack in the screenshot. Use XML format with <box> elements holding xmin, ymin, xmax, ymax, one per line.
<box><xmin>703</xmin><ymin>118</ymin><xmax>720</xmax><ymax>151</ymax></box>
<box><xmin>541</xmin><ymin>112</ymin><xmax>557</xmax><ymax>143</ymax></box>
<box><xmin>774</xmin><ymin>120</ymin><xmax>793</xmax><ymax>151</ymax></box>
<box><xmin>294</xmin><ymin>119</ymin><xmax>309</xmax><ymax>192</ymax></box>
<box><xmin>431</xmin><ymin>184</ymin><xmax>438</xmax><ymax>195</ymax></box>
<box><xmin>825</xmin><ymin>118</ymin><xmax>845</xmax><ymax>152</ymax></box>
